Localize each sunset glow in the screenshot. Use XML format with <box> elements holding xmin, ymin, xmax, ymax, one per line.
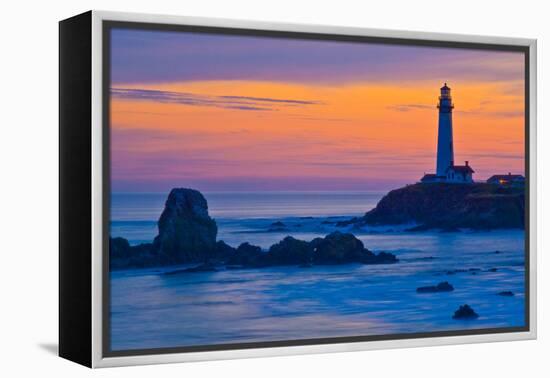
<box><xmin>109</xmin><ymin>29</ymin><xmax>525</xmax><ymax>192</ymax></box>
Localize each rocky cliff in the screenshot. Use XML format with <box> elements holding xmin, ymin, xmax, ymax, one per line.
<box><xmin>353</xmin><ymin>183</ymin><xmax>525</xmax><ymax>230</ymax></box>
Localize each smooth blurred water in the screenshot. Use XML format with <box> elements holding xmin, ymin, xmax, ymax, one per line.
<box><xmin>109</xmin><ymin>192</ymin><xmax>526</xmax><ymax>351</ymax></box>
<box><xmin>110</xmin><ymin>191</ymin><xmax>384</xmax><ymax>245</ymax></box>
<box><xmin>111</xmin><ymin>191</ymin><xmax>382</xmax><ymax>220</ymax></box>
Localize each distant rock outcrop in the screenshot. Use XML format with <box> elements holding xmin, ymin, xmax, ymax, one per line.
<box><xmin>416</xmin><ymin>281</ymin><xmax>454</xmax><ymax>293</ymax></box>
<box><xmin>346</xmin><ymin>183</ymin><xmax>524</xmax><ymax>230</ymax></box>
<box><xmin>268</xmin><ymin>221</ymin><xmax>288</xmax><ymax>231</ymax></box>
<box><xmin>109</xmin><ymin>237</ymin><xmax>157</xmax><ymax>270</ymax></box>
<box><xmin>153</xmin><ymin>188</ymin><xmax>218</xmax><ymax>264</ymax></box>
<box><xmin>452</xmin><ymin>304</ymin><xmax>479</xmax><ymax>320</ymax></box>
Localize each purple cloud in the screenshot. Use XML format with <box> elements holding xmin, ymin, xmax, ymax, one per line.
<box><xmin>111</xmin><ymin>88</ymin><xmax>321</xmax><ymax>111</ymax></box>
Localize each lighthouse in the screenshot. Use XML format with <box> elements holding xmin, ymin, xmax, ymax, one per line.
<box><xmin>420</xmin><ymin>83</ymin><xmax>474</xmax><ymax>184</ymax></box>
<box><xmin>436</xmin><ymin>83</ymin><xmax>454</xmax><ymax>177</ymax></box>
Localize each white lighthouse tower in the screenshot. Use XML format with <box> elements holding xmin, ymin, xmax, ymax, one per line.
<box><xmin>420</xmin><ymin>83</ymin><xmax>474</xmax><ymax>184</ymax></box>
<box><xmin>436</xmin><ymin>83</ymin><xmax>454</xmax><ymax>177</ymax></box>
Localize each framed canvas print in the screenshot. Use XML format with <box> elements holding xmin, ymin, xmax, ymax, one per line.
<box><xmin>59</xmin><ymin>10</ymin><xmax>537</xmax><ymax>368</ymax></box>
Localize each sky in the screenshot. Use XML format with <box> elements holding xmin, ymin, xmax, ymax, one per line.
<box><xmin>109</xmin><ymin>28</ymin><xmax>525</xmax><ymax>192</ymax></box>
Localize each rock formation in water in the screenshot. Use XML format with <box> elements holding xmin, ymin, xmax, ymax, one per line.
<box><xmin>310</xmin><ymin>231</ymin><xmax>396</xmax><ymax>265</ymax></box>
<box><xmin>152</xmin><ymin>188</ymin><xmax>218</xmax><ymax>263</ymax></box>
<box><xmin>225</xmin><ymin>242</ymin><xmax>264</xmax><ymax>267</ymax></box>
<box><xmin>416</xmin><ymin>281</ymin><xmax>454</xmax><ymax>293</ymax></box>
<box><xmin>110</xmin><ymin>188</ymin><xmax>218</xmax><ymax>269</ymax></box>
<box><xmin>267</xmin><ymin>236</ymin><xmax>314</xmax><ymax>265</ymax></box>
<box><xmin>220</xmin><ymin>232</ymin><xmax>397</xmax><ymax>269</ymax></box>
<box><xmin>452</xmin><ymin>304</ymin><xmax>479</xmax><ymax>320</ymax></box>
<box><xmin>268</xmin><ymin>221</ymin><xmax>288</xmax><ymax>232</ymax></box>
<box><xmin>110</xmin><ymin>189</ymin><xmax>398</xmax><ymax>270</ymax></box>
<box><xmin>341</xmin><ymin>183</ymin><xmax>524</xmax><ymax>231</ymax></box>
<box><xmin>109</xmin><ymin>237</ymin><xmax>157</xmax><ymax>270</ymax></box>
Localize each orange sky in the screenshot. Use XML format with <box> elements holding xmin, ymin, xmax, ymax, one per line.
<box><xmin>109</xmin><ymin>30</ymin><xmax>525</xmax><ymax>192</ymax></box>
<box><xmin>111</xmin><ymin>79</ymin><xmax>524</xmax><ymax>191</ymax></box>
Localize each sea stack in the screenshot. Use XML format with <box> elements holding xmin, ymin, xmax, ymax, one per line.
<box><xmin>153</xmin><ymin>188</ymin><xmax>218</xmax><ymax>263</ymax></box>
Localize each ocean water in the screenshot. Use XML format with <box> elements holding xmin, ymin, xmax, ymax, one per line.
<box><xmin>110</xmin><ymin>191</ymin><xmax>382</xmax><ymax>246</ymax></box>
<box><xmin>109</xmin><ymin>191</ymin><xmax>526</xmax><ymax>351</ymax></box>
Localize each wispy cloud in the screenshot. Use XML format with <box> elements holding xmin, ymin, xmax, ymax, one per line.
<box><xmin>387</xmin><ymin>104</ymin><xmax>434</xmax><ymax>112</ymax></box>
<box><xmin>388</xmin><ymin>103</ymin><xmax>523</xmax><ymax>118</ymax></box>
<box><xmin>219</xmin><ymin>95</ymin><xmax>321</xmax><ymax>106</ymax></box>
<box><xmin>456</xmin><ymin>109</ymin><xmax>524</xmax><ymax>118</ymax></box>
<box><xmin>468</xmin><ymin>152</ymin><xmax>523</xmax><ymax>160</ymax></box>
<box><xmin>111</xmin><ymin>88</ymin><xmax>321</xmax><ymax>112</ymax></box>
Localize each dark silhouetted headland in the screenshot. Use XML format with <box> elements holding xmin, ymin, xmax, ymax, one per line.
<box><xmin>339</xmin><ymin>183</ymin><xmax>524</xmax><ymax>231</ymax></box>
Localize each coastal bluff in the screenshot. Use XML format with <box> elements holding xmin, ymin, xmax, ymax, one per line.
<box><xmin>344</xmin><ymin>183</ymin><xmax>525</xmax><ymax>231</ymax></box>
<box><xmin>110</xmin><ymin>188</ymin><xmax>397</xmax><ymax>270</ymax></box>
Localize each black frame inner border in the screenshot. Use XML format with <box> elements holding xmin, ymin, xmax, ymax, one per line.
<box><xmin>102</xmin><ymin>19</ymin><xmax>531</xmax><ymax>358</ymax></box>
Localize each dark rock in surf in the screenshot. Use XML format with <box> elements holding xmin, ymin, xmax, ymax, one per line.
<box><xmin>225</xmin><ymin>242</ymin><xmax>265</xmax><ymax>267</ymax></box>
<box><xmin>452</xmin><ymin>304</ymin><xmax>479</xmax><ymax>320</ymax></box>
<box><xmin>497</xmin><ymin>291</ymin><xmax>515</xmax><ymax>297</ymax></box>
<box><xmin>109</xmin><ymin>237</ymin><xmax>158</xmax><ymax>270</ymax></box>
<box><xmin>267</xmin><ymin>236</ymin><xmax>314</xmax><ymax>265</ymax></box>
<box><xmin>214</xmin><ymin>240</ymin><xmax>237</xmax><ymax>260</ymax></box>
<box><xmin>110</xmin><ymin>237</ymin><xmax>131</xmax><ymax>259</ymax></box>
<box><xmin>310</xmin><ymin>232</ymin><xmax>397</xmax><ymax>265</ymax></box>
<box><xmin>268</xmin><ymin>221</ymin><xmax>288</xmax><ymax>232</ymax></box>
<box><xmin>416</xmin><ymin>281</ymin><xmax>454</xmax><ymax>293</ymax></box>
<box><xmin>367</xmin><ymin>251</ymin><xmax>399</xmax><ymax>264</ymax></box>
<box><xmin>310</xmin><ymin>232</ymin><xmax>366</xmax><ymax>264</ymax></box>
<box><xmin>153</xmin><ymin>188</ymin><xmax>218</xmax><ymax>264</ymax></box>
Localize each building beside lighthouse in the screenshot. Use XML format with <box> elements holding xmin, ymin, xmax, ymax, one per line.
<box><xmin>421</xmin><ymin>83</ymin><xmax>474</xmax><ymax>184</ymax></box>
